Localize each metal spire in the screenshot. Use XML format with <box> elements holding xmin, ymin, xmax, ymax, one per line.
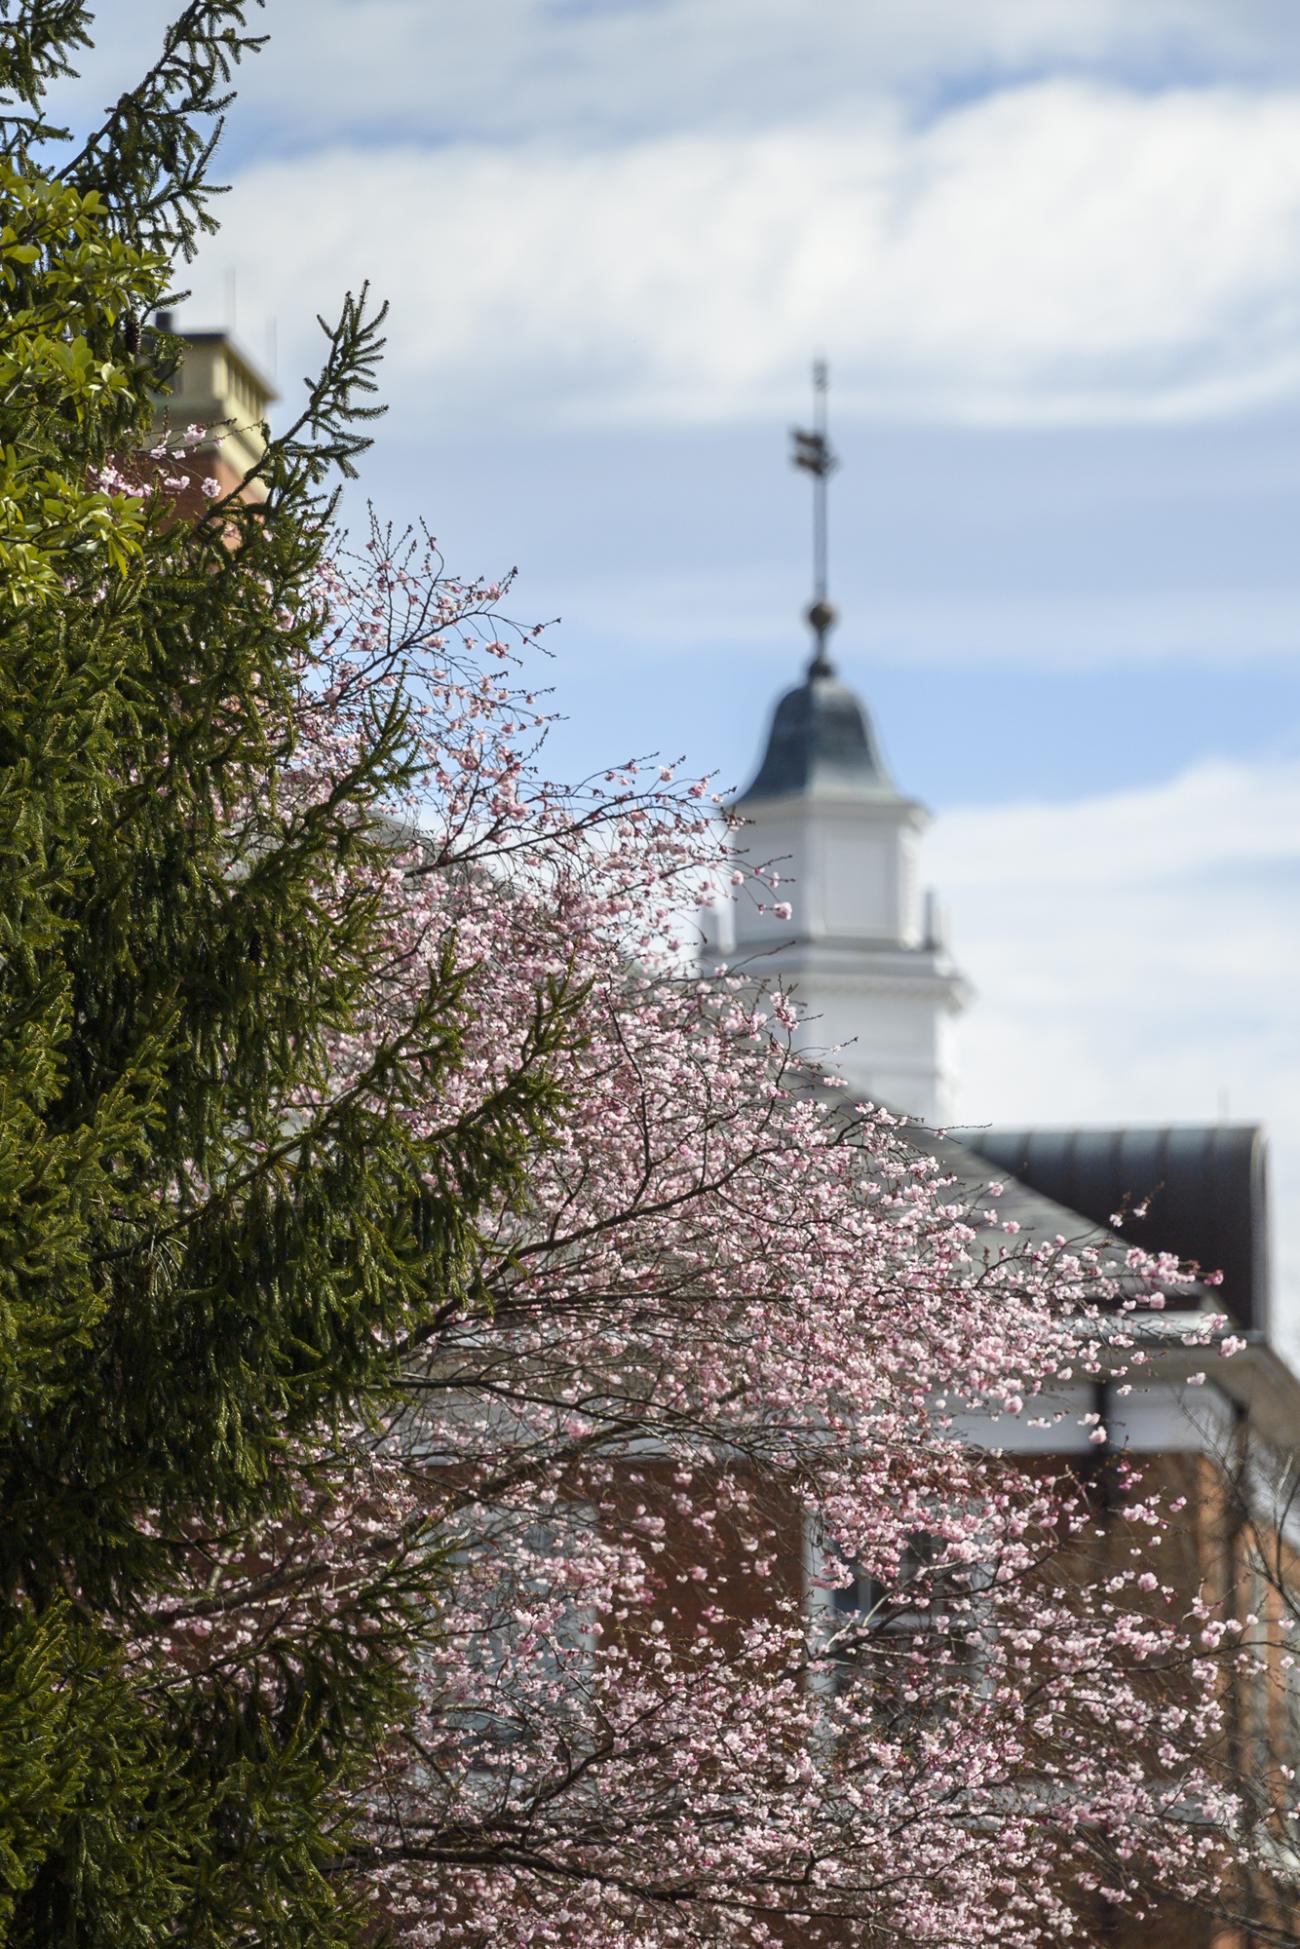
<box><xmin>791</xmin><ymin>358</ymin><xmax>839</xmax><ymax>676</ymax></box>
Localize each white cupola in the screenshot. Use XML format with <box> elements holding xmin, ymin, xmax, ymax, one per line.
<box><xmin>709</xmin><ymin>370</ymin><xmax>968</xmax><ymax>1123</ymax></box>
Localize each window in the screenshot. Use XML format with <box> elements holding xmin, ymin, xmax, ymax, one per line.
<box><xmin>428</xmin><ymin>1505</ymin><xmax>600</xmax><ymax>1803</ymax></box>
<box><xmin>809</xmin><ymin>1527</ymin><xmax>993</xmax><ymax>1735</ymax></box>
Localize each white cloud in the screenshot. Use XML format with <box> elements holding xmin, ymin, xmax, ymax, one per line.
<box><xmin>933</xmin><ymin>758</ymin><xmax>1300</xmax><ymax>888</ymax></box>
<box><xmin>930</xmin><ymin>758</ymin><xmax>1300</xmax><ymax>1353</ymax></box>
<box><xmin>179</xmin><ymin>79</ymin><xmax>1300</xmax><ymax>433</ymax></box>
<box><xmin>67</xmin><ymin>0</ymin><xmax>1300</xmax><ymax>150</ymax></box>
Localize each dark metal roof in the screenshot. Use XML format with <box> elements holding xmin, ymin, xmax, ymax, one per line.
<box><xmin>960</xmin><ymin>1125</ymin><xmax>1271</xmax><ymax>1335</ymax></box>
<box><xmin>736</xmin><ymin>665</ymin><xmax>897</xmax><ymax>805</ymax></box>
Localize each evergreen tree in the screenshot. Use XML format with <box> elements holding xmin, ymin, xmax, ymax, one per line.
<box><xmin>0</xmin><ymin>6</ymin><xmax>568</xmax><ymax>1940</ymax></box>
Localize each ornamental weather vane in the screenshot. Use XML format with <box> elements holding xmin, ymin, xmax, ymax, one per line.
<box><xmin>791</xmin><ymin>358</ymin><xmax>839</xmax><ymax>677</ymax></box>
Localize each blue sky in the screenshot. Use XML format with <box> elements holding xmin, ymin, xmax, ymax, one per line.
<box><xmin>69</xmin><ymin>0</ymin><xmax>1300</xmax><ymax>1341</ymax></box>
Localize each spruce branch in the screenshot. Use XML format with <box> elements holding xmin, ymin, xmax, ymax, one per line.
<box><xmin>57</xmin><ymin>0</ymin><xmax>268</xmax><ymax>259</ymax></box>
<box><xmin>0</xmin><ymin>0</ymin><xmax>90</xmax><ymax>153</ymax></box>
<box><xmin>206</xmin><ymin>283</ymin><xmax>390</xmax><ymax>529</ymax></box>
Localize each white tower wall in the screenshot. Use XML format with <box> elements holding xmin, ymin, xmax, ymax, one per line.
<box><xmin>720</xmin><ymin>657</ymin><xmax>968</xmax><ymax>1126</ymax></box>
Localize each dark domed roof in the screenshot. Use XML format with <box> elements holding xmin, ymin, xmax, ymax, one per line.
<box><xmin>736</xmin><ymin>661</ymin><xmax>896</xmax><ymax>805</ymax></box>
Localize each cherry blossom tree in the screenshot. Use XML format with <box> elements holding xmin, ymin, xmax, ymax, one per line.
<box><xmin>129</xmin><ymin>517</ymin><xmax>1266</xmax><ymax>1949</ymax></box>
